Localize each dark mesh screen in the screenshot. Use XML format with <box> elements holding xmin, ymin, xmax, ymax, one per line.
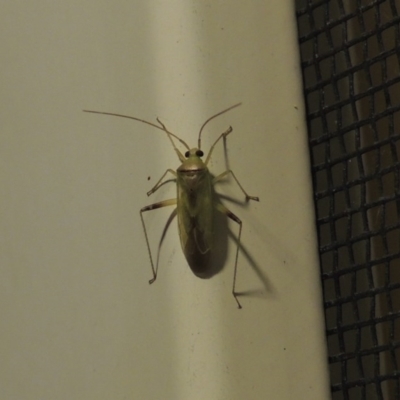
<box><xmin>295</xmin><ymin>1</ymin><xmax>400</xmax><ymax>398</ymax></box>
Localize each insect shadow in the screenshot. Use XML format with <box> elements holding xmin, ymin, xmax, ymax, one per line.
<box><xmin>84</xmin><ymin>103</ymin><xmax>259</xmax><ymax>308</ymax></box>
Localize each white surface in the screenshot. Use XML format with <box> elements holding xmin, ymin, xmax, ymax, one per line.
<box><xmin>1</xmin><ymin>1</ymin><xmax>330</xmax><ymax>399</ymax></box>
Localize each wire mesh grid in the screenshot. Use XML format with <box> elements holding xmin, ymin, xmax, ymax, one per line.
<box><xmin>296</xmin><ymin>1</ymin><xmax>400</xmax><ymax>398</ymax></box>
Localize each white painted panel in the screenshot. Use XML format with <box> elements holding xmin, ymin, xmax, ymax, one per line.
<box><xmin>0</xmin><ymin>1</ymin><xmax>330</xmax><ymax>399</ymax></box>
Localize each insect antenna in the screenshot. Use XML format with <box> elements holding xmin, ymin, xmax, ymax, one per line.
<box><xmin>197</xmin><ymin>103</ymin><xmax>242</xmax><ymax>149</ymax></box>
<box><xmin>83</xmin><ymin>110</ymin><xmax>190</xmax><ymax>160</ymax></box>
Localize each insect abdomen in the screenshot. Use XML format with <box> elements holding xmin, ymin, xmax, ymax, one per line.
<box><xmin>177</xmin><ymin>168</ymin><xmax>213</xmax><ymax>276</ymax></box>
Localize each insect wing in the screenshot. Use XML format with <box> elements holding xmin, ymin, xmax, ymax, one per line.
<box><xmin>177</xmin><ymin>171</ymin><xmax>213</xmax><ymax>259</ymax></box>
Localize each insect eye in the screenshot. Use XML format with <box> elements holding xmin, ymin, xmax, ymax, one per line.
<box><xmin>185</xmin><ymin>151</ymin><xmax>190</xmax><ymax>158</ymax></box>
<box><xmin>196</xmin><ymin>150</ymin><xmax>204</xmax><ymax>157</ymax></box>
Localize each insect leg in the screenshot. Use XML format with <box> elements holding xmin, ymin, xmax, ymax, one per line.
<box><xmin>147</xmin><ymin>169</ymin><xmax>177</xmax><ymax>196</ymax></box>
<box><xmin>140</xmin><ymin>198</ymin><xmax>177</xmax><ymax>284</ymax></box>
<box><xmin>215</xmin><ymin>202</ymin><xmax>243</xmax><ymax>309</ymax></box>
<box><xmin>213</xmin><ymin>170</ymin><xmax>260</xmax><ymax>201</ymax></box>
<box><xmin>204</xmin><ymin>126</ymin><xmax>233</xmax><ymax>166</ymax></box>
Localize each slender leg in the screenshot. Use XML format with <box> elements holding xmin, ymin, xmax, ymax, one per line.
<box><xmin>213</xmin><ymin>170</ymin><xmax>259</xmax><ymax>202</ymax></box>
<box><xmin>204</xmin><ymin>126</ymin><xmax>232</xmax><ymax>165</ymax></box>
<box><xmin>147</xmin><ymin>169</ymin><xmax>177</xmax><ymax>196</ymax></box>
<box><xmin>215</xmin><ymin>202</ymin><xmax>243</xmax><ymax>309</ymax></box>
<box><xmin>140</xmin><ymin>198</ymin><xmax>177</xmax><ymax>283</ymax></box>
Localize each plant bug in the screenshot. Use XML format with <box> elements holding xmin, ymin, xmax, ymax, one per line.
<box><xmin>83</xmin><ymin>103</ymin><xmax>259</xmax><ymax>308</ymax></box>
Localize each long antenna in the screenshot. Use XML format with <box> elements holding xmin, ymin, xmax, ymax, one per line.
<box><xmin>197</xmin><ymin>103</ymin><xmax>242</xmax><ymax>149</ymax></box>
<box><xmin>83</xmin><ymin>109</ymin><xmax>190</xmax><ymax>150</ymax></box>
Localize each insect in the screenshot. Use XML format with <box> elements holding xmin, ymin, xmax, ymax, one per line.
<box><xmin>83</xmin><ymin>103</ymin><xmax>259</xmax><ymax>308</ymax></box>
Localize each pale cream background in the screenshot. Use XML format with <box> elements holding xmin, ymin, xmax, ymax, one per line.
<box><xmin>1</xmin><ymin>1</ymin><xmax>331</xmax><ymax>399</ymax></box>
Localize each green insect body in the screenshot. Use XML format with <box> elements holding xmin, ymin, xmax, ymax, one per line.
<box><xmin>177</xmin><ymin>148</ymin><xmax>213</xmax><ymax>275</ymax></box>
<box><xmin>84</xmin><ymin>104</ymin><xmax>259</xmax><ymax>308</ymax></box>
